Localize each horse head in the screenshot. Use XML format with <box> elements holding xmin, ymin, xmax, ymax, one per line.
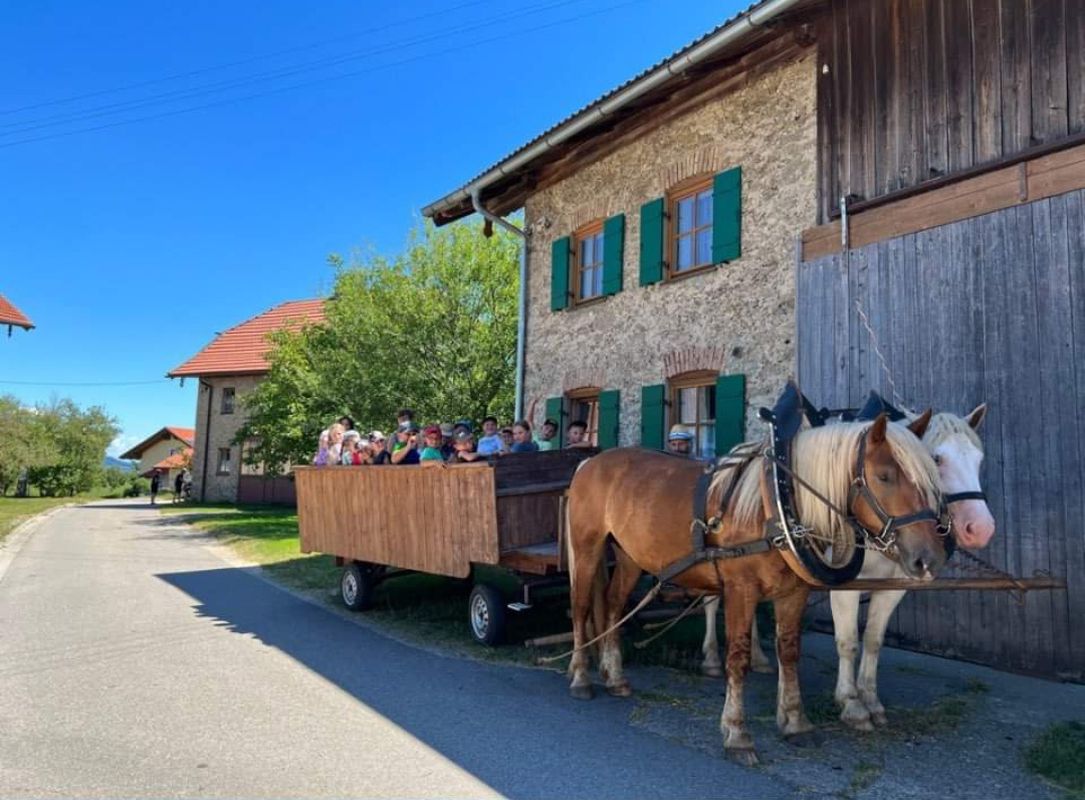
<box><xmin>923</xmin><ymin>403</ymin><xmax>995</xmax><ymax>550</ymax></box>
<box><xmin>853</xmin><ymin>413</ymin><xmax>947</xmax><ymax>580</ymax></box>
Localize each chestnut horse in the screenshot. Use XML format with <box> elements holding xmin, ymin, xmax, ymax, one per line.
<box><xmin>565</xmin><ymin>415</ymin><xmax>945</xmax><ymax>764</ymax></box>
<box><xmin>699</xmin><ymin>406</ymin><xmax>995</xmax><ymax>731</ymax></box>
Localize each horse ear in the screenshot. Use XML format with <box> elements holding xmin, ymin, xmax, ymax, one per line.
<box><xmin>966</xmin><ymin>403</ymin><xmax>987</xmax><ymax>431</ymax></box>
<box><xmin>867</xmin><ymin>413</ymin><xmax>888</xmax><ymax>445</ymax></box>
<box><xmin>907</xmin><ymin>409</ymin><xmax>933</xmax><ymax>439</ymax></box>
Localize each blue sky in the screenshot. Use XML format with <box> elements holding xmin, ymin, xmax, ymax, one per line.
<box><xmin>0</xmin><ymin>0</ymin><xmax>741</xmax><ymax>455</ymax></box>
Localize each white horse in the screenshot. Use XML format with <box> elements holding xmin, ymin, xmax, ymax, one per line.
<box><xmin>700</xmin><ymin>405</ymin><xmax>995</xmax><ymax>730</ymax></box>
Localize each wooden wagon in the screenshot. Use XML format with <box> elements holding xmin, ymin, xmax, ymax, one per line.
<box><xmin>294</xmin><ymin>448</ymin><xmax>597</xmax><ymax>644</ymax></box>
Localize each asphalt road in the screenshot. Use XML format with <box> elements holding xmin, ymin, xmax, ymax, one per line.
<box><xmin>0</xmin><ymin>500</ymin><xmax>794</xmax><ymax>799</ymax></box>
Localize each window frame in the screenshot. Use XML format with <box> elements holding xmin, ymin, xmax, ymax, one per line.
<box><xmin>221</xmin><ymin>387</ymin><xmax>236</xmax><ymax>415</ymax></box>
<box><xmin>571</xmin><ymin>220</ymin><xmax>606</xmax><ymax>307</ymax></box>
<box><xmin>668</xmin><ymin>370</ymin><xmax>718</xmax><ymax>460</ymax></box>
<box><xmin>566</xmin><ymin>386</ymin><xmax>601</xmax><ymax>446</ymax></box>
<box><xmin>216</xmin><ymin>447</ymin><xmax>232</xmax><ymax>475</ymax></box>
<box><xmin>665</xmin><ymin>174</ymin><xmax>715</xmax><ymax>281</ymax></box>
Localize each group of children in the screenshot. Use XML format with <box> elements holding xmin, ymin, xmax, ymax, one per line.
<box><xmin>313</xmin><ymin>409</ymin><xmax>596</xmax><ymax>467</ymax></box>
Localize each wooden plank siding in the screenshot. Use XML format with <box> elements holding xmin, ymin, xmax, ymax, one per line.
<box><xmin>797</xmin><ymin>191</ymin><xmax>1085</xmax><ymax>679</ymax></box>
<box><xmin>802</xmin><ymin>140</ymin><xmax>1085</xmax><ymax>260</ymax></box>
<box><xmin>818</xmin><ymin>0</ymin><xmax>1085</xmax><ymax>222</ymax></box>
<box><xmin>295</xmin><ymin>464</ymin><xmax>500</xmax><ymax>578</ymax></box>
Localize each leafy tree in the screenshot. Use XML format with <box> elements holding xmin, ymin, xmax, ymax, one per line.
<box><xmin>0</xmin><ymin>397</ymin><xmax>118</xmax><ymax>497</ymax></box>
<box><xmin>0</xmin><ymin>396</ymin><xmax>44</xmax><ymax>495</ymax></box>
<box><xmin>238</xmin><ymin>219</ymin><xmax>519</xmax><ymax>472</ymax></box>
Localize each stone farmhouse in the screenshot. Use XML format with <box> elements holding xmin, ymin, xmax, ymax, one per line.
<box><xmin>168</xmin><ymin>299</ymin><xmax>325</xmax><ymax>504</ymax></box>
<box><xmin>423</xmin><ymin>0</ymin><xmax>1085</xmax><ymax>678</ymax></box>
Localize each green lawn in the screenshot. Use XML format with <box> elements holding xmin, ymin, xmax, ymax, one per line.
<box><xmin>159</xmin><ymin>503</ymin><xmax>733</xmax><ymax>669</ymax></box>
<box><xmin>0</xmin><ymin>493</ymin><xmax>109</xmax><ymax>541</ymax></box>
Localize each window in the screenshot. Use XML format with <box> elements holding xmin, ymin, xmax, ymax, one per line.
<box><xmin>221</xmin><ymin>387</ymin><xmax>236</xmax><ymax>415</ymax></box>
<box><xmin>668</xmin><ymin>176</ymin><xmax>714</xmax><ymax>276</ymax></box>
<box><xmin>670</xmin><ymin>372</ymin><xmax>717</xmax><ymax>460</ymax></box>
<box><xmin>567</xmin><ymin>388</ymin><xmax>600</xmax><ymax>446</ymax></box>
<box><xmin>216</xmin><ymin>447</ymin><xmax>232</xmax><ymax>475</ymax></box>
<box><xmin>573</xmin><ymin>222</ymin><xmax>605</xmax><ymax>303</ymax></box>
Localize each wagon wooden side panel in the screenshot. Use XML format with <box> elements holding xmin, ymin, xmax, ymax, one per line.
<box><xmin>295</xmin><ymin>464</ymin><xmax>499</xmax><ymax>578</ymax></box>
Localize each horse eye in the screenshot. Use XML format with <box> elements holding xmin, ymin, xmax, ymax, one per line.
<box><xmin>933</xmin><ymin>454</ymin><xmax>942</xmax><ymax>465</ymax></box>
<box><xmin>878</xmin><ymin>473</ymin><xmax>891</xmax><ymax>483</ymax></box>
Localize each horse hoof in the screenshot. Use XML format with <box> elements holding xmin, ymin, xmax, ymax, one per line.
<box><xmin>606</xmin><ymin>681</ymin><xmax>633</xmax><ymax>698</ymax></box>
<box><xmin>871</xmin><ymin>710</ymin><xmax>888</xmax><ymax>727</ymax></box>
<box><xmin>784</xmin><ymin>730</ymin><xmax>822</xmax><ymax>748</ymax></box>
<box><xmin>842</xmin><ymin>715</ymin><xmax>875</xmax><ymax>732</ymax></box>
<box><xmin>700</xmin><ymin>664</ymin><xmax>724</xmax><ymax>679</ymax></box>
<box><xmin>569</xmin><ymin>683</ymin><xmax>595</xmax><ymax>701</ymax></box>
<box><xmin>726</xmin><ymin>748</ymin><xmax>760</xmax><ymax>767</ymax></box>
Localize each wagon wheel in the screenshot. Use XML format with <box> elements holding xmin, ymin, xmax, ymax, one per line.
<box><xmin>341</xmin><ymin>561</ymin><xmax>381</xmax><ymax>611</ymax></box>
<box><xmin>468</xmin><ymin>584</ymin><xmax>506</xmax><ymax>646</ymax></box>
<box><xmin>790</xmin><ymin>526</ymin><xmax>865</xmax><ymax>586</ymax></box>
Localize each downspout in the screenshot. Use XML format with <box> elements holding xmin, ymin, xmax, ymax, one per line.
<box><xmin>471</xmin><ymin>188</ymin><xmax>528</xmax><ymax>421</ymax></box>
<box><xmin>199</xmin><ymin>379</ymin><xmax>213</xmax><ymax>503</ymax></box>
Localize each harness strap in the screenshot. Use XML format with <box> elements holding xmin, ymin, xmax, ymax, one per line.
<box><xmin>657</xmin><ymin>538</ymin><xmax>778</xmax><ymax>585</ymax></box>
<box><xmin>944</xmin><ymin>491</ymin><xmax>986</xmax><ymax>503</ymax></box>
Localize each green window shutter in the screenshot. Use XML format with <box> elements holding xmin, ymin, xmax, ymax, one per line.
<box><xmin>640</xmin><ymin>384</ymin><xmax>666</xmax><ymax>450</ymax></box>
<box><xmin>639</xmin><ymin>197</ymin><xmax>665</xmax><ymax>286</ymax></box>
<box><xmin>545</xmin><ymin>396</ymin><xmax>566</xmax><ymax>447</ymax></box>
<box><xmin>602</xmin><ymin>213</ymin><xmax>625</xmax><ymax>296</ymax></box>
<box><xmin>597</xmin><ymin>389</ymin><xmax>620</xmax><ymax>450</ymax></box>
<box><xmin>551</xmin><ymin>236</ymin><xmax>571</xmax><ymax>311</ymax></box>
<box><xmin>715</xmin><ymin>373</ymin><xmax>746</xmax><ymax>456</ymax></box>
<box><xmin>712</xmin><ymin>166</ymin><xmax>742</xmax><ymax>264</ymax></box>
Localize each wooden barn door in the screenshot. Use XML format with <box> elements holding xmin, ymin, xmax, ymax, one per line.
<box><xmin>796</xmin><ymin>190</ymin><xmax>1085</xmax><ymax>681</ymax></box>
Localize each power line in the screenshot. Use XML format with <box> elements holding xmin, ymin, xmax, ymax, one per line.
<box><xmin>0</xmin><ymin>379</ymin><xmax>170</xmax><ymax>387</ymax></box>
<box><xmin>0</xmin><ymin>0</ymin><xmax>648</xmax><ymax>151</ymax></box>
<box><xmin>0</xmin><ymin>0</ymin><xmax>492</xmax><ymax>116</ymax></box>
<box><xmin>0</xmin><ymin>0</ymin><xmax>586</xmax><ymax>138</ymax></box>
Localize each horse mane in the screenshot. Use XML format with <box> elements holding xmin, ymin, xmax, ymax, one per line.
<box><xmin>921</xmin><ymin>412</ymin><xmax>983</xmax><ymax>451</ymax></box>
<box><xmin>725</xmin><ymin>422</ymin><xmax>940</xmax><ymax>545</ymax></box>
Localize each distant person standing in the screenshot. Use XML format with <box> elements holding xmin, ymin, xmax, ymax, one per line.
<box><xmin>173</xmin><ymin>471</ymin><xmax>184</xmax><ymax>503</ymax></box>
<box><xmin>149</xmin><ymin>470</ymin><xmax>161</xmax><ymax>505</ymax></box>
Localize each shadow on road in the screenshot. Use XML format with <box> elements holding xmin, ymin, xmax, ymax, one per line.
<box><xmin>156</xmin><ymin>565</ymin><xmax>787</xmax><ymax>800</ymax></box>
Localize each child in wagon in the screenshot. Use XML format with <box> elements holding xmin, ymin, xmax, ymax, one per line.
<box><xmin>314</xmin><ymin>422</ymin><xmax>346</xmax><ymax>465</ymax></box>
<box><xmin>419</xmin><ymin>425</ymin><xmax>446</xmax><ymax>465</ymax></box>
<box><xmin>448</xmin><ymin>429</ymin><xmax>482</xmax><ymax>463</ymax></box>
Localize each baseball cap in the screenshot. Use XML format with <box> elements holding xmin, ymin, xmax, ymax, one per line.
<box><xmin>423</xmin><ymin>424</ymin><xmax>441</xmax><ymax>437</ymax></box>
<box><xmin>369</xmin><ymin>430</ymin><xmax>385</xmax><ymax>441</ymax></box>
<box><xmin>454</xmin><ymin>430</ymin><xmax>474</xmax><ymax>443</ymax></box>
<box><xmin>668</xmin><ymin>427</ymin><xmax>695</xmax><ymax>442</ymax></box>
<box><xmin>454</xmin><ymin>418</ymin><xmax>473</xmax><ymax>432</ymax></box>
<box><xmin>440</xmin><ymin>422</ymin><xmax>455</xmax><ymax>437</ymax></box>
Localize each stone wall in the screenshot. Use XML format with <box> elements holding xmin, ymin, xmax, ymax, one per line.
<box><xmin>522</xmin><ymin>54</ymin><xmax>818</xmax><ymax>445</ymax></box>
<box><xmin>190</xmin><ymin>375</ymin><xmax>261</xmax><ymax>503</ymax></box>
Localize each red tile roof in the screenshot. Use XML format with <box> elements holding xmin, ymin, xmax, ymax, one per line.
<box><xmin>143</xmin><ymin>447</ymin><xmax>193</xmax><ymax>477</ymax></box>
<box><xmin>0</xmin><ymin>293</ymin><xmax>34</xmax><ymax>330</ymax></box>
<box><xmin>167</xmin><ymin>299</ymin><xmax>326</xmax><ymax>378</ymax></box>
<box><xmin>119</xmin><ymin>426</ymin><xmax>196</xmax><ymax>460</ymax></box>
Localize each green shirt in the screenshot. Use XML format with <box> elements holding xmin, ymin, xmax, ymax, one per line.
<box><xmin>535</xmin><ymin>437</ymin><xmax>557</xmax><ymax>451</ymax></box>
<box><xmin>419</xmin><ymin>446</ymin><xmax>444</xmax><ymax>462</ymax></box>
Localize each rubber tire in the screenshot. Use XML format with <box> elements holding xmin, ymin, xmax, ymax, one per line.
<box><xmin>341</xmin><ymin>562</ymin><xmax>378</xmax><ymax>611</ymax></box>
<box><xmin>468</xmin><ymin>584</ymin><xmax>506</xmax><ymax>646</ymax></box>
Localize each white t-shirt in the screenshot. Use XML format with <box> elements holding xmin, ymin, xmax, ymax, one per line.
<box><xmin>476</xmin><ymin>434</ymin><xmax>504</xmax><ymax>456</ymax></box>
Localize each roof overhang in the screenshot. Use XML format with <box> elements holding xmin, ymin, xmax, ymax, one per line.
<box><xmin>119</xmin><ymin>428</ymin><xmax>195</xmax><ymax>460</ymax></box>
<box><xmin>422</xmin><ymin>0</ymin><xmax>822</xmax><ymax>226</ymax></box>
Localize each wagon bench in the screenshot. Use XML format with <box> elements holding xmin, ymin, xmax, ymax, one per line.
<box><xmin>294</xmin><ymin>448</ymin><xmax>596</xmax><ymax>644</ymax></box>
